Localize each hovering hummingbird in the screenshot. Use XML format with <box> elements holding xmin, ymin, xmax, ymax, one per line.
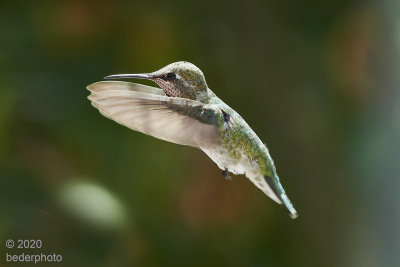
<box><xmin>87</xmin><ymin>61</ymin><xmax>298</xmax><ymax>219</ymax></box>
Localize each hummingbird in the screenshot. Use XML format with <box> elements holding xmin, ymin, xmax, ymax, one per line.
<box><xmin>87</xmin><ymin>61</ymin><xmax>298</xmax><ymax>219</ymax></box>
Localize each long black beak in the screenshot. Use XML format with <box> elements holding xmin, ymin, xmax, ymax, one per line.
<box><xmin>104</xmin><ymin>73</ymin><xmax>153</xmax><ymax>80</ymax></box>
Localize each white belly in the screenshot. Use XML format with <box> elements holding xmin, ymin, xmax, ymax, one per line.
<box><xmin>201</xmin><ymin>146</ymin><xmax>260</xmax><ymax>178</ymax></box>
<box><xmin>201</xmin><ymin>146</ymin><xmax>281</xmax><ymax>204</ymax></box>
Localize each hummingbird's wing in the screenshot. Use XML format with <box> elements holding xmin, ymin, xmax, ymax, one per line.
<box><xmin>87</xmin><ymin>81</ymin><xmax>221</xmax><ymax>148</ymax></box>
<box><xmin>89</xmin><ymin>80</ymin><xmax>167</xmax><ymax>96</ymax></box>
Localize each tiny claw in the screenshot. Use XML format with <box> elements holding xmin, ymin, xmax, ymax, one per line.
<box><xmin>222</xmin><ymin>168</ymin><xmax>231</xmax><ymax>180</ymax></box>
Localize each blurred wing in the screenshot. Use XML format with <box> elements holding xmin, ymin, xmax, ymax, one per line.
<box><xmin>87</xmin><ymin>81</ymin><xmax>221</xmax><ymax>148</ymax></box>
<box><xmin>89</xmin><ymin>80</ymin><xmax>166</xmax><ymax>95</ymax></box>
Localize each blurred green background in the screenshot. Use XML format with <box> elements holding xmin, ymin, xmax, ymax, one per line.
<box><xmin>1</xmin><ymin>1</ymin><xmax>399</xmax><ymax>266</ymax></box>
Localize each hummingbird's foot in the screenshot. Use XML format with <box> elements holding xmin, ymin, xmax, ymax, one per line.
<box><xmin>222</xmin><ymin>168</ymin><xmax>231</xmax><ymax>180</ymax></box>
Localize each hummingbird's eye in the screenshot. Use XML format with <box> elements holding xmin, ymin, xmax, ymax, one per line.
<box><xmin>166</xmin><ymin>72</ymin><xmax>176</xmax><ymax>80</ymax></box>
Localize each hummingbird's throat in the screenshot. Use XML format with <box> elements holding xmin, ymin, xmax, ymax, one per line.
<box><xmin>154</xmin><ymin>78</ymin><xmax>180</xmax><ymax>97</ymax></box>
<box><xmin>154</xmin><ymin>78</ymin><xmax>196</xmax><ymax>100</ymax></box>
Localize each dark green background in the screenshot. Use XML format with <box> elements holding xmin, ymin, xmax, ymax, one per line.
<box><xmin>1</xmin><ymin>1</ymin><xmax>399</xmax><ymax>266</ymax></box>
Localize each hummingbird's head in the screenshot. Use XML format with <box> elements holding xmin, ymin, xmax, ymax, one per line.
<box><xmin>104</xmin><ymin>61</ymin><xmax>209</xmax><ymax>102</ymax></box>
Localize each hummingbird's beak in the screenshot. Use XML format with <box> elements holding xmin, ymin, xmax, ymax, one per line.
<box><xmin>103</xmin><ymin>73</ymin><xmax>153</xmax><ymax>80</ymax></box>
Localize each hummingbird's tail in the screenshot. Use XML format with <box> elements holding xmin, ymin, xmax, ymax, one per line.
<box><xmin>264</xmin><ymin>174</ymin><xmax>298</xmax><ymax>219</ymax></box>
